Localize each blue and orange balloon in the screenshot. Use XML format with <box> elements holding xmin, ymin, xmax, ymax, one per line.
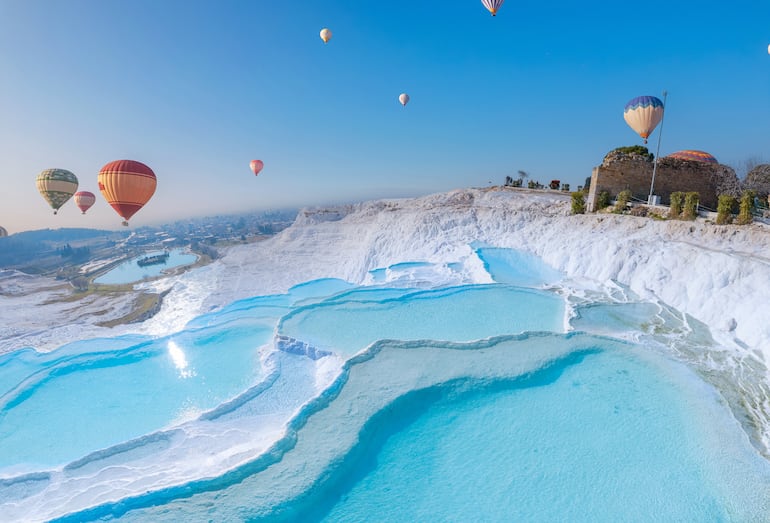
<box><xmin>624</xmin><ymin>96</ymin><xmax>664</xmax><ymax>144</ymax></box>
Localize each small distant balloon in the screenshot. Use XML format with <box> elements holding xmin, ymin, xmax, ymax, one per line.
<box><xmin>36</xmin><ymin>168</ymin><xmax>78</xmax><ymax>215</ymax></box>
<box><xmin>250</xmin><ymin>159</ymin><xmax>264</xmax><ymax>176</ymax></box>
<box><xmin>623</xmin><ymin>95</ymin><xmax>664</xmax><ymax>144</ymax></box>
<box><xmin>320</xmin><ymin>28</ymin><xmax>332</xmax><ymax>43</ymax></box>
<box><xmin>74</xmin><ymin>191</ymin><xmax>96</xmax><ymax>214</ymax></box>
<box><xmin>767</xmin><ymin>43</ymin><xmax>770</xmax><ymax>54</ymax></box>
<box><xmin>399</xmin><ymin>93</ymin><xmax>410</xmax><ymax>106</ymax></box>
<box><xmin>0</xmin><ymin>226</ymin><xmax>7</xmax><ymax>238</ymax></box>
<box><xmin>481</xmin><ymin>0</ymin><xmax>504</xmax><ymax>16</ymax></box>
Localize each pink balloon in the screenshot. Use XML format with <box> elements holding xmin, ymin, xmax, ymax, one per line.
<box><xmin>250</xmin><ymin>160</ymin><xmax>264</xmax><ymax>176</ymax></box>
<box><xmin>73</xmin><ymin>191</ymin><xmax>96</xmax><ymax>214</ymax></box>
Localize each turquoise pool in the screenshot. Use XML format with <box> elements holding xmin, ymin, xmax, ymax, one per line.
<box><xmin>1</xmin><ymin>249</ymin><xmax>768</xmax><ymax>522</ymax></box>
<box><xmin>93</xmin><ymin>249</ymin><xmax>198</xmax><ymax>285</ymax></box>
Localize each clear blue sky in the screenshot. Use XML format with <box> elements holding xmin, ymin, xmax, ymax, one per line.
<box><xmin>1</xmin><ymin>0</ymin><xmax>769</xmax><ymax>233</ymax></box>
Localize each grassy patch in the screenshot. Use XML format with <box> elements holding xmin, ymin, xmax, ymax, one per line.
<box><xmin>97</xmin><ymin>292</ymin><xmax>162</xmax><ymax>328</ymax></box>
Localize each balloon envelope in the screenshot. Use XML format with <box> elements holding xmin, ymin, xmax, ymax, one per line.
<box><xmin>667</xmin><ymin>150</ymin><xmax>718</xmax><ymax>163</ymax></box>
<box><xmin>623</xmin><ymin>96</ymin><xmax>664</xmax><ymax>144</ymax></box>
<box><xmin>36</xmin><ymin>168</ymin><xmax>78</xmax><ymax>214</ymax></box>
<box><xmin>320</xmin><ymin>28</ymin><xmax>332</xmax><ymax>43</ymax></box>
<box><xmin>0</xmin><ymin>226</ymin><xmax>7</xmax><ymax>238</ymax></box>
<box><xmin>97</xmin><ymin>160</ymin><xmax>157</xmax><ymax>225</ymax></box>
<box><xmin>481</xmin><ymin>0</ymin><xmax>504</xmax><ymax>16</ymax></box>
<box><xmin>250</xmin><ymin>160</ymin><xmax>264</xmax><ymax>176</ymax></box>
<box><xmin>74</xmin><ymin>191</ymin><xmax>96</xmax><ymax>214</ymax></box>
<box><xmin>399</xmin><ymin>93</ymin><xmax>410</xmax><ymax>106</ymax></box>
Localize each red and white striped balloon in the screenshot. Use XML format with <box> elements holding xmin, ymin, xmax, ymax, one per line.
<box><xmin>73</xmin><ymin>191</ymin><xmax>96</xmax><ymax>214</ymax></box>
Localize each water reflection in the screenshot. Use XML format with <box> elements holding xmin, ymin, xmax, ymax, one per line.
<box><xmin>167</xmin><ymin>340</ymin><xmax>195</xmax><ymax>378</ymax></box>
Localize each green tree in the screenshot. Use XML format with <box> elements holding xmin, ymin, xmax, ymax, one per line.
<box><xmin>735</xmin><ymin>190</ymin><xmax>756</xmax><ymax>225</ymax></box>
<box><xmin>716</xmin><ymin>194</ymin><xmax>735</xmax><ymax>225</ymax></box>
<box><xmin>596</xmin><ymin>191</ymin><xmax>611</xmax><ymax>211</ymax></box>
<box><xmin>615</xmin><ymin>190</ymin><xmax>632</xmax><ymax>213</ymax></box>
<box><xmin>682</xmin><ymin>192</ymin><xmax>700</xmax><ymax>221</ymax></box>
<box><xmin>571</xmin><ymin>191</ymin><xmax>585</xmax><ymax>214</ymax></box>
<box><xmin>668</xmin><ymin>192</ymin><xmax>683</xmax><ymax>219</ymax></box>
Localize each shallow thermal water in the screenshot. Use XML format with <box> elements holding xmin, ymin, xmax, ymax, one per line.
<box><xmin>93</xmin><ymin>249</ymin><xmax>198</xmax><ymax>285</ymax></box>
<box><xmin>1</xmin><ymin>247</ymin><xmax>769</xmax><ymax>522</ymax></box>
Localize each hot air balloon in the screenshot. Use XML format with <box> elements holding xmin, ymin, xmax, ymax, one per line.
<box><xmin>73</xmin><ymin>191</ymin><xmax>96</xmax><ymax>214</ymax></box>
<box><xmin>320</xmin><ymin>28</ymin><xmax>332</xmax><ymax>43</ymax></box>
<box><xmin>399</xmin><ymin>93</ymin><xmax>410</xmax><ymax>106</ymax></box>
<box><xmin>97</xmin><ymin>160</ymin><xmax>157</xmax><ymax>226</ymax></box>
<box><xmin>0</xmin><ymin>226</ymin><xmax>7</xmax><ymax>238</ymax></box>
<box><xmin>36</xmin><ymin>168</ymin><xmax>78</xmax><ymax>214</ymax></box>
<box><xmin>250</xmin><ymin>160</ymin><xmax>264</xmax><ymax>176</ymax></box>
<box><xmin>623</xmin><ymin>96</ymin><xmax>664</xmax><ymax>144</ymax></box>
<box><xmin>767</xmin><ymin>43</ymin><xmax>770</xmax><ymax>54</ymax></box>
<box><xmin>481</xmin><ymin>0</ymin><xmax>504</xmax><ymax>16</ymax></box>
<box><xmin>667</xmin><ymin>150</ymin><xmax>718</xmax><ymax>163</ymax></box>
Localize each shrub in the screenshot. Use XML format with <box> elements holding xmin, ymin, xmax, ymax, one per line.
<box><xmin>716</xmin><ymin>194</ymin><xmax>735</xmax><ymax>225</ymax></box>
<box><xmin>614</xmin><ymin>189</ymin><xmax>632</xmax><ymax>213</ymax></box>
<box><xmin>596</xmin><ymin>190</ymin><xmax>611</xmax><ymax>211</ymax></box>
<box><xmin>571</xmin><ymin>191</ymin><xmax>585</xmax><ymax>214</ymax></box>
<box><xmin>735</xmin><ymin>190</ymin><xmax>756</xmax><ymax>225</ymax></box>
<box><xmin>668</xmin><ymin>192</ymin><xmax>683</xmax><ymax>219</ymax></box>
<box><xmin>629</xmin><ymin>206</ymin><xmax>648</xmax><ymax>217</ymax></box>
<box><xmin>527</xmin><ymin>180</ymin><xmax>536</xmax><ymax>189</ymax></box>
<box><xmin>609</xmin><ymin>145</ymin><xmax>654</xmax><ymax>161</ymax></box>
<box><xmin>682</xmin><ymin>192</ymin><xmax>700</xmax><ymax>221</ymax></box>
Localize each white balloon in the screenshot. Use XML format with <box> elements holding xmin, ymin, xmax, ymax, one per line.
<box><xmin>481</xmin><ymin>0</ymin><xmax>504</xmax><ymax>16</ymax></box>
<box><xmin>398</xmin><ymin>93</ymin><xmax>410</xmax><ymax>106</ymax></box>
<box><xmin>320</xmin><ymin>28</ymin><xmax>332</xmax><ymax>43</ymax></box>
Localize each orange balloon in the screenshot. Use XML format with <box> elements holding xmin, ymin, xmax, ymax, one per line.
<box><xmin>98</xmin><ymin>160</ymin><xmax>157</xmax><ymax>226</ymax></box>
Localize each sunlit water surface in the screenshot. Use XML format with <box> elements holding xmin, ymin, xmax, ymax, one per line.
<box><xmin>1</xmin><ymin>247</ymin><xmax>769</xmax><ymax>522</ymax></box>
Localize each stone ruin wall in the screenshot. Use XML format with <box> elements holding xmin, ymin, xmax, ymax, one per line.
<box><xmin>586</xmin><ymin>155</ymin><xmax>740</xmax><ymax>212</ymax></box>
